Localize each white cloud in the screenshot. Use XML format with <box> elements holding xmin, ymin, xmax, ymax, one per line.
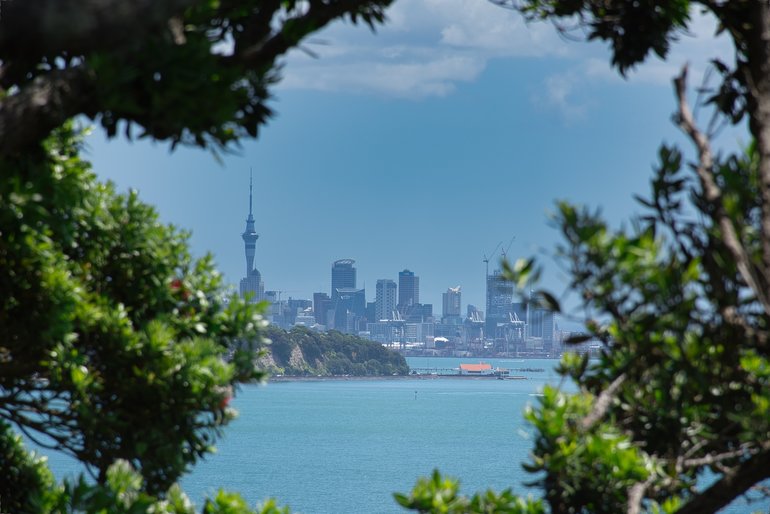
<box><xmin>279</xmin><ymin>0</ymin><xmax>735</xmax><ymax>106</ymax></box>
<box><xmin>531</xmin><ymin>72</ymin><xmax>588</xmax><ymax>122</ymax></box>
<box><xmin>279</xmin><ymin>0</ymin><xmax>571</xmax><ymax>98</ymax></box>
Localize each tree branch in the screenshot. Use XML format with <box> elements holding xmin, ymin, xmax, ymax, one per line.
<box><xmin>580</xmin><ymin>372</ymin><xmax>625</xmax><ymax>430</ymax></box>
<box><xmin>676</xmin><ymin>447</ymin><xmax>770</xmax><ymax>514</ymax></box>
<box><xmin>0</xmin><ymin>66</ymin><xmax>95</xmax><ymax>155</ymax></box>
<box><xmin>0</xmin><ymin>0</ymin><xmax>198</xmax><ymax>63</ymax></box>
<box><xmin>674</xmin><ymin>66</ymin><xmax>770</xmax><ymax>315</ymax></box>
<box><xmin>232</xmin><ymin>0</ymin><xmax>387</xmax><ymax>68</ymax></box>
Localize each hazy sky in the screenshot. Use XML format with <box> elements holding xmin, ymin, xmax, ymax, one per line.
<box><xmin>85</xmin><ymin>0</ymin><xmax>739</xmax><ymax>324</ymax></box>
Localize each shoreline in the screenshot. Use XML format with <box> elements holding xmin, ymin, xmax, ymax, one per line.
<box><xmin>268</xmin><ymin>373</ymin><xmax>533</xmax><ymax>382</ymax></box>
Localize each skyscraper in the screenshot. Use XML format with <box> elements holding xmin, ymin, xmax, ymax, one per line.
<box><xmin>375</xmin><ymin>279</ymin><xmax>398</xmax><ymax>321</ymax></box>
<box><xmin>485</xmin><ymin>269</ymin><xmax>513</xmax><ymax>337</ymax></box>
<box><xmin>331</xmin><ymin>259</ymin><xmax>356</xmax><ymax>301</ymax></box>
<box><xmin>442</xmin><ymin>286</ymin><xmax>462</xmax><ymax>319</ymax></box>
<box><xmin>398</xmin><ymin>269</ymin><xmax>419</xmax><ymax>312</ymax></box>
<box><xmin>239</xmin><ymin>172</ymin><xmax>264</xmax><ymax>302</ymax></box>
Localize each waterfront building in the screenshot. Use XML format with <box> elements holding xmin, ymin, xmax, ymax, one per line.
<box><xmin>405</xmin><ymin>322</ymin><xmax>434</xmax><ymax>345</ymax></box>
<box><xmin>375</xmin><ymin>279</ymin><xmax>398</xmax><ymax>321</ymax></box>
<box><xmin>366</xmin><ymin>320</ymin><xmax>404</xmax><ymax>345</ymax></box>
<box><xmin>331</xmin><ymin>259</ymin><xmax>356</xmax><ymax>301</ymax></box>
<box><xmin>398</xmin><ymin>269</ymin><xmax>419</xmax><ymax>313</ymax></box>
<box><xmin>239</xmin><ymin>172</ymin><xmax>264</xmax><ymax>303</ymax></box>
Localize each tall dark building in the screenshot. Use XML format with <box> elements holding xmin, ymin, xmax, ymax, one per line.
<box><xmin>485</xmin><ymin>269</ymin><xmax>513</xmax><ymax>337</ymax></box>
<box><xmin>398</xmin><ymin>269</ymin><xmax>419</xmax><ymax>312</ymax></box>
<box><xmin>313</xmin><ymin>292</ymin><xmax>332</xmax><ymax>326</ymax></box>
<box><xmin>331</xmin><ymin>259</ymin><xmax>356</xmax><ymax>301</ymax></box>
<box><xmin>239</xmin><ymin>172</ymin><xmax>264</xmax><ymax>302</ymax></box>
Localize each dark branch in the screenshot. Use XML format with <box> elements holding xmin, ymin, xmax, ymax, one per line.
<box><xmin>676</xmin><ymin>448</ymin><xmax>770</xmax><ymax>514</ymax></box>
<box><xmin>0</xmin><ymin>67</ymin><xmax>95</xmax><ymax>155</ymax></box>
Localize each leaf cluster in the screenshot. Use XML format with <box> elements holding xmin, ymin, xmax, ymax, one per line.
<box><xmin>0</xmin><ymin>125</ymin><xmax>266</xmax><ymax>495</ymax></box>
<box><xmin>0</xmin><ymin>0</ymin><xmax>393</xmax><ymax>153</ymax></box>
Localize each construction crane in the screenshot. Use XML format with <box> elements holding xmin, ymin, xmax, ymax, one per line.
<box><xmin>482</xmin><ymin>241</ymin><xmax>503</xmax><ymax>279</ymax></box>
<box><xmin>500</xmin><ymin>235</ymin><xmax>517</xmax><ymax>261</ymax></box>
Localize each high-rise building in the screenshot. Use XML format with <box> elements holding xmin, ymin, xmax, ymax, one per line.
<box><xmin>331</xmin><ymin>259</ymin><xmax>356</xmax><ymax>301</ymax></box>
<box><xmin>239</xmin><ymin>172</ymin><xmax>264</xmax><ymax>303</ymax></box>
<box><xmin>529</xmin><ymin>306</ymin><xmax>556</xmax><ymax>342</ymax></box>
<box><xmin>313</xmin><ymin>292</ymin><xmax>332</xmax><ymax>326</ymax></box>
<box><xmin>442</xmin><ymin>286</ymin><xmax>462</xmax><ymax>320</ymax></box>
<box><xmin>485</xmin><ymin>269</ymin><xmax>513</xmax><ymax>337</ymax></box>
<box><xmin>375</xmin><ymin>279</ymin><xmax>398</xmax><ymax>321</ymax></box>
<box><xmin>333</xmin><ymin>287</ymin><xmax>366</xmax><ymax>333</ymax></box>
<box><xmin>398</xmin><ymin>269</ymin><xmax>419</xmax><ymax>312</ymax></box>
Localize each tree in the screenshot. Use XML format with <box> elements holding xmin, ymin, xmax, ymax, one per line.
<box><xmin>397</xmin><ymin>1</ymin><xmax>770</xmax><ymax>513</ymax></box>
<box><xmin>0</xmin><ymin>0</ymin><xmax>390</xmax><ymax>511</ymax></box>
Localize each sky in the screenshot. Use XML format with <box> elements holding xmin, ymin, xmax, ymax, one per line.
<box><xmin>84</xmin><ymin>0</ymin><xmax>740</xmax><ymax>327</ymax></box>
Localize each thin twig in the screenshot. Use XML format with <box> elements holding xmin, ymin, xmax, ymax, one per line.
<box><xmin>581</xmin><ymin>373</ymin><xmax>626</xmax><ymax>430</ymax></box>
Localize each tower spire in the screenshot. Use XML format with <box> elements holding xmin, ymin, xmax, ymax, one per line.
<box><xmin>242</xmin><ymin>169</ymin><xmax>259</xmax><ymax>276</ymax></box>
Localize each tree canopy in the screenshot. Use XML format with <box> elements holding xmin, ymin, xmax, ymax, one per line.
<box><xmin>0</xmin><ymin>0</ymin><xmax>390</xmax><ymax>512</ymax></box>
<box><xmin>399</xmin><ymin>1</ymin><xmax>770</xmax><ymax>513</ymax></box>
<box><xmin>0</xmin><ymin>0</ymin><xmax>391</xmax><ymax>154</ymax></box>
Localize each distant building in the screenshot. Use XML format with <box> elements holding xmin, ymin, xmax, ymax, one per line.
<box><xmin>333</xmin><ymin>287</ymin><xmax>366</xmax><ymax>333</ymax></box>
<box><xmin>313</xmin><ymin>292</ymin><xmax>332</xmax><ymax>326</ymax></box>
<box><xmin>375</xmin><ymin>279</ymin><xmax>398</xmax><ymax>320</ymax></box>
<box><xmin>529</xmin><ymin>306</ymin><xmax>555</xmax><ymax>342</ymax></box>
<box><xmin>239</xmin><ymin>172</ymin><xmax>264</xmax><ymax>303</ymax></box>
<box><xmin>459</xmin><ymin>363</ymin><xmax>493</xmax><ymax>375</ymax></box>
<box><xmin>398</xmin><ymin>269</ymin><xmax>419</xmax><ymax>313</ymax></box>
<box><xmin>403</xmin><ymin>303</ymin><xmax>433</xmax><ymax>323</ymax></box>
<box><xmin>365</xmin><ymin>301</ymin><xmax>376</xmax><ymax>324</ymax></box>
<box><xmin>442</xmin><ymin>286</ymin><xmax>462</xmax><ymax>321</ymax></box>
<box><xmin>485</xmin><ymin>269</ymin><xmax>513</xmax><ymax>337</ymax></box>
<box><xmin>331</xmin><ymin>259</ymin><xmax>356</xmax><ymax>301</ymax></box>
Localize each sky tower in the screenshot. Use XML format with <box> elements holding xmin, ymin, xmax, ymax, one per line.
<box><xmin>242</xmin><ymin>171</ymin><xmax>259</xmax><ymax>276</ymax></box>
<box><xmin>239</xmin><ymin>170</ymin><xmax>264</xmax><ymax>302</ymax></box>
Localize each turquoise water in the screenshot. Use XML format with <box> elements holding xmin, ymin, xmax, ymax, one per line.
<box><xmin>181</xmin><ymin>358</ymin><xmax>562</xmax><ymax>513</ymax></box>
<box><xmin>30</xmin><ymin>357</ymin><xmax>759</xmax><ymax>513</ymax></box>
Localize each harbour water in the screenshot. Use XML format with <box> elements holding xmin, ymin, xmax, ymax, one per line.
<box><xmin>179</xmin><ymin>357</ymin><xmax>563</xmax><ymax>513</ymax></box>
<box><xmin>33</xmin><ymin>357</ymin><xmax>757</xmax><ymax>513</ymax></box>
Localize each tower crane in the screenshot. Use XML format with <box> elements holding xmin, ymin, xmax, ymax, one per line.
<box><xmin>482</xmin><ymin>241</ymin><xmax>502</xmax><ymax>279</ymax></box>
<box><xmin>500</xmin><ymin>235</ymin><xmax>517</xmax><ymax>261</ymax></box>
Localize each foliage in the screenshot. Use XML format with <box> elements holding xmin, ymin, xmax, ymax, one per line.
<box><xmin>263</xmin><ymin>326</ymin><xmax>409</xmax><ymax>376</ymax></box>
<box><xmin>400</xmin><ymin>1</ymin><xmax>770</xmax><ymax>513</ymax></box>
<box><xmin>0</xmin><ymin>0</ymin><xmax>393</xmax><ymax>153</ymax></box>
<box><xmin>394</xmin><ymin>470</ymin><xmax>545</xmax><ymax>514</ymax></box>
<box><xmin>0</xmin><ymin>125</ymin><xmax>267</xmax><ymax>503</ymax></box>
<box><xmin>1</xmin><ymin>0</ymin><xmax>393</xmax><ymax>511</ymax></box>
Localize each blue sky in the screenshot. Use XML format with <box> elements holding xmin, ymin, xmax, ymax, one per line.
<box><xmin>84</xmin><ymin>0</ymin><xmax>739</xmax><ymax>325</ymax></box>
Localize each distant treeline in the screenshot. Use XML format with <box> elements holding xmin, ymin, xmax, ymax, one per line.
<box><xmin>261</xmin><ymin>326</ymin><xmax>409</xmax><ymax>376</ymax></box>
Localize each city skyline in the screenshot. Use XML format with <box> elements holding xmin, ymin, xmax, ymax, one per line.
<box><xmin>84</xmin><ymin>3</ymin><xmax>739</xmax><ymax>322</ymax></box>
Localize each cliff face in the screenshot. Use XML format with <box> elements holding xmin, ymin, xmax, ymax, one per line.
<box><xmin>260</xmin><ymin>326</ymin><xmax>409</xmax><ymax>376</ymax></box>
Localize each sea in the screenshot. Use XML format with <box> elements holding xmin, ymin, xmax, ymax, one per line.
<box><xmin>34</xmin><ymin>357</ymin><xmax>759</xmax><ymax>513</ymax></box>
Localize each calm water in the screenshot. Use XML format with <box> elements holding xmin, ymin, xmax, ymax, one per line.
<box><xmin>32</xmin><ymin>357</ymin><xmax>757</xmax><ymax>513</ymax></box>
<box><xmin>181</xmin><ymin>358</ymin><xmax>563</xmax><ymax>513</ymax></box>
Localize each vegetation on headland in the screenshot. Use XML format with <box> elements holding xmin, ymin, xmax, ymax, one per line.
<box><xmin>261</xmin><ymin>326</ymin><xmax>409</xmax><ymax>377</ymax></box>
<box><xmin>0</xmin><ymin>0</ymin><xmax>391</xmax><ymax>512</ymax></box>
